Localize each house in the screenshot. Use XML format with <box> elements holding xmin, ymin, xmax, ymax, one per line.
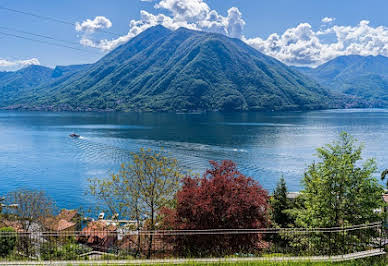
<box><xmin>0</xmin><ymin>219</ymin><xmax>24</xmax><ymax>232</ymax></box>
<box><xmin>43</xmin><ymin>209</ymin><xmax>81</xmax><ymax>233</ymax></box>
<box><xmin>77</xmin><ymin>220</ymin><xmax>117</xmax><ymax>252</ymax></box>
<box><xmin>286</xmin><ymin>192</ymin><xmax>300</xmax><ymax>200</ymax></box>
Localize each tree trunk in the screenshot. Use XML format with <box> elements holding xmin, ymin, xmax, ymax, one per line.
<box><xmin>147</xmin><ymin>206</ymin><xmax>154</xmax><ymax>259</ymax></box>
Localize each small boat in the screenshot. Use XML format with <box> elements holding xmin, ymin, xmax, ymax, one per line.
<box><xmin>69</xmin><ymin>133</ymin><xmax>80</xmax><ymax>138</ymax></box>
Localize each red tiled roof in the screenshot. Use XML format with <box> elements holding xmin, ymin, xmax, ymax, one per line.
<box><xmin>43</xmin><ymin>209</ymin><xmax>79</xmax><ymax>231</ymax></box>
<box><xmin>46</xmin><ymin>219</ymin><xmax>75</xmax><ymax>231</ymax></box>
<box><xmin>0</xmin><ymin>220</ymin><xmax>24</xmax><ymax>232</ymax></box>
<box><xmin>57</xmin><ymin>209</ymin><xmax>78</xmax><ymax>222</ymax></box>
<box><xmin>78</xmin><ymin>220</ymin><xmax>117</xmax><ymax>249</ymax></box>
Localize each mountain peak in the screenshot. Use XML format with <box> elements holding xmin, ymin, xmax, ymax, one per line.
<box><xmin>296</xmin><ymin>54</ymin><xmax>388</xmax><ymax>107</ymax></box>
<box><xmin>142</xmin><ymin>24</ymin><xmax>172</xmax><ymax>36</ymax></box>
<box><xmin>16</xmin><ymin>65</ymin><xmax>53</xmax><ymax>75</ymax></box>
<box><xmin>0</xmin><ymin>27</ymin><xmax>336</xmax><ymax>112</ymax></box>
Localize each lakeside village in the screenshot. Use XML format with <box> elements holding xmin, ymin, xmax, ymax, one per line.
<box><xmin>1</xmin><ymin>132</ymin><xmax>388</xmax><ymax>260</ymax></box>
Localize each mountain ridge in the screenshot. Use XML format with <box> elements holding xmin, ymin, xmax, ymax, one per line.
<box><xmin>1</xmin><ymin>26</ymin><xmax>343</xmax><ymax>112</ymax></box>
<box><xmin>295</xmin><ymin>55</ymin><xmax>388</xmax><ymax>107</ymax></box>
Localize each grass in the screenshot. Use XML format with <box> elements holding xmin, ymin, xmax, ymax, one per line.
<box><xmin>74</xmin><ymin>255</ymin><xmax>387</xmax><ymax>266</ymax></box>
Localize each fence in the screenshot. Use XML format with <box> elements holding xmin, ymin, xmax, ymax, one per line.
<box><xmin>0</xmin><ymin>222</ymin><xmax>385</xmax><ymax>261</ymax></box>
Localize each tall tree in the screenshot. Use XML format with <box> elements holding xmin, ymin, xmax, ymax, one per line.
<box><xmin>294</xmin><ymin>132</ymin><xmax>384</xmax><ymax>254</ymax></box>
<box><xmin>4</xmin><ymin>190</ymin><xmax>55</xmax><ymax>256</ymax></box>
<box><xmin>5</xmin><ymin>190</ymin><xmax>55</xmax><ymax>231</ymax></box>
<box><xmin>381</xmin><ymin>169</ymin><xmax>388</xmax><ymax>188</ymax></box>
<box><xmin>271</xmin><ymin>177</ymin><xmax>292</xmax><ymax>228</ymax></box>
<box><xmin>161</xmin><ymin>160</ymin><xmax>270</xmax><ymax>256</ymax></box>
<box><xmin>89</xmin><ymin>148</ymin><xmax>183</xmax><ymax>258</ymax></box>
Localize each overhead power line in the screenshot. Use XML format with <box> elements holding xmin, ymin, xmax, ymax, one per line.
<box><xmin>0</xmin><ymin>25</ymin><xmax>82</xmax><ymax>46</ymax></box>
<box><xmin>0</xmin><ymin>6</ymin><xmax>122</xmax><ymax>37</ymax></box>
<box><xmin>0</xmin><ymin>31</ymin><xmax>101</xmax><ymax>54</ymax></box>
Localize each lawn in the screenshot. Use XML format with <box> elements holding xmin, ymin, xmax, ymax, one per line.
<box><xmin>75</xmin><ymin>254</ymin><xmax>387</xmax><ymax>266</ymax></box>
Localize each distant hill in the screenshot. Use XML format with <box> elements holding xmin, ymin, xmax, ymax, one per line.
<box><xmin>0</xmin><ymin>65</ymin><xmax>53</xmax><ymax>106</ymax></box>
<box><xmin>0</xmin><ymin>64</ymin><xmax>90</xmax><ymax>107</ymax></box>
<box><xmin>294</xmin><ymin>55</ymin><xmax>388</xmax><ymax>107</ymax></box>
<box><xmin>1</xmin><ymin>26</ymin><xmax>341</xmax><ymax>112</ymax></box>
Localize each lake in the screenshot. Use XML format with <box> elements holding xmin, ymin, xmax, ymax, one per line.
<box><xmin>0</xmin><ymin>109</ymin><xmax>387</xmax><ymax>211</ymax></box>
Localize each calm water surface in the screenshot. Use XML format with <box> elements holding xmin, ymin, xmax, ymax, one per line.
<box><xmin>0</xmin><ymin>109</ymin><xmax>386</xmax><ymax>210</ymax></box>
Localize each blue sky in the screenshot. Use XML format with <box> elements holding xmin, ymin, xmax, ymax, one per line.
<box><xmin>1</xmin><ymin>0</ymin><xmax>388</xmax><ymax>70</ymax></box>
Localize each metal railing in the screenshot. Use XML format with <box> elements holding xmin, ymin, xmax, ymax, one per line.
<box><xmin>0</xmin><ymin>222</ymin><xmax>384</xmax><ymax>261</ymax></box>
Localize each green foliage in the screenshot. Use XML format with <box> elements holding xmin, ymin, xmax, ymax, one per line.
<box><xmin>0</xmin><ymin>64</ymin><xmax>89</xmax><ymax>107</ymax></box>
<box><xmin>296</xmin><ymin>132</ymin><xmax>384</xmax><ymax>228</ymax></box>
<box><xmin>271</xmin><ymin>177</ymin><xmax>293</xmax><ymax>228</ymax></box>
<box><xmin>89</xmin><ymin>148</ymin><xmax>183</xmax><ymax>258</ymax></box>
<box><xmin>292</xmin><ymin>132</ymin><xmax>384</xmax><ymax>255</ymax></box>
<box><xmin>0</xmin><ymin>26</ymin><xmax>337</xmax><ymax>112</ymax></box>
<box><xmin>89</xmin><ymin>148</ymin><xmax>183</xmax><ymax>224</ymax></box>
<box><xmin>296</xmin><ymin>55</ymin><xmax>388</xmax><ymax>107</ymax></box>
<box><xmin>40</xmin><ymin>240</ymin><xmax>91</xmax><ymax>260</ymax></box>
<box><xmin>0</xmin><ymin>227</ymin><xmax>16</xmax><ymax>257</ymax></box>
<box><xmin>381</xmin><ymin>169</ymin><xmax>388</xmax><ymax>188</ymax></box>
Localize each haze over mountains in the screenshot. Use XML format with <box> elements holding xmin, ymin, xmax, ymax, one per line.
<box><xmin>2</xmin><ymin>26</ymin><xmax>386</xmax><ymax>112</ymax></box>
<box><xmin>0</xmin><ymin>25</ymin><xmax>341</xmax><ymax>112</ymax></box>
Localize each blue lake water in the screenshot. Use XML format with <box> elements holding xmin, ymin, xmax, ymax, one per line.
<box><xmin>0</xmin><ymin>109</ymin><xmax>387</xmax><ymax>211</ymax></box>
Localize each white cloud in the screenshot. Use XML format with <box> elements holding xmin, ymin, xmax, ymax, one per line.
<box><xmin>225</xmin><ymin>7</ymin><xmax>245</xmax><ymax>39</ymax></box>
<box><xmin>155</xmin><ymin>0</ymin><xmax>210</xmax><ymax>21</ymax></box>
<box><xmin>246</xmin><ymin>20</ymin><xmax>388</xmax><ymax>67</ymax></box>
<box><xmin>321</xmin><ymin>17</ymin><xmax>335</xmax><ymax>23</ymax></box>
<box><xmin>74</xmin><ymin>2</ymin><xmax>388</xmax><ymax>67</ymax></box>
<box><xmin>75</xmin><ymin>0</ymin><xmax>245</xmax><ymax>51</ymax></box>
<box><xmin>75</xmin><ymin>16</ymin><xmax>112</xmax><ymax>33</ymax></box>
<box><xmin>0</xmin><ymin>58</ymin><xmax>40</xmax><ymax>71</ymax></box>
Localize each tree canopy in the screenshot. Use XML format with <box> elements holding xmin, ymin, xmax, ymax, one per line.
<box><xmin>89</xmin><ymin>148</ymin><xmax>183</xmax><ymax>258</ymax></box>
<box><xmin>271</xmin><ymin>177</ymin><xmax>293</xmax><ymax>228</ymax></box>
<box><xmin>295</xmin><ymin>132</ymin><xmax>384</xmax><ymax>228</ymax></box>
<box><xmin>161</xmin><ymin>160</ymin><xmax>270</xmax><ymax>256</ymax></box>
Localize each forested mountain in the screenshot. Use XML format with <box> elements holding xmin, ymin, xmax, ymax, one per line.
<box><xmin>1</xmin><ymin>26</ymin><xmax>340</xmax><ymax>112</ymax></box>
<box><xmin>295</xmin><ymin>55</ymin><xmax>388</xmax><ymax>107</ymax></box>
<box><xmin>0</xmin><ymin>64</ymin><xmax>90</xmax><ymax>107</ymax></box>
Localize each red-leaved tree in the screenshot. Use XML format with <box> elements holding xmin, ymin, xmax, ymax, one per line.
<box><xmin>161</xmin><ymin>160</ymin><xmax>271</xmax><ymax>256</ymax></box>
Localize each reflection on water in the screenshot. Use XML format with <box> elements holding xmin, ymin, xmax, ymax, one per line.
<box><xmin>0</xmin><ymin>109</ymin><xmax>386</xmax><ymax>210</ymax></box>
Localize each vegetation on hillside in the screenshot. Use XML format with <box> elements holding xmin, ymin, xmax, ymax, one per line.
<box><xmin>0</xmin><ymin>26</ymin><xmax>339</xmax><ymax>112</ymax></box>
<box><xmin>296</xmin><ymin>55</ymin><xmax>388</xmax><ymax>107</ymax></box>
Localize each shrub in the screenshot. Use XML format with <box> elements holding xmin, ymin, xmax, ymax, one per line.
<box><xmin>0</xmin><ymin>227</ymin><xmax>16</xmax><ymax>257</ymax></box>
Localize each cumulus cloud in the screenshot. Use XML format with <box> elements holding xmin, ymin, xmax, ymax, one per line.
<box><xmin>0</xmin><ymin>58</ymin><xmax>40</xmax><ymax>71</ymax></box>
<box><xmin>75</xmin><ymin>0</ymin><xmax>245</xmax><ymax>51</ymax></box>
<box><xmin>155</xmin><ymin>0</ymin><xmax>210</xmax><ymax>21</ymax></box>
<box><xmin>321</xmin><ymin>17</ymin><xmax>335</xmax><ymax>23</ymax></box>
<box><xmin>75</xmin><ymin>16</ymin><xmax>112</xmax><ymax>33</ymax></box>
<box><xmin>245</xmin><ymin>20</ymin><xmax>388</xmax><ymax>67</ymax></box>
<box><xmin>75</xmin><ymin>1</ymin><xmax>388</xmax><ymax>67</ymax></box>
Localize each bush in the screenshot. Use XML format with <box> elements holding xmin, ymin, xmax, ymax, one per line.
<box><xmin>161</xmin><ymin>160</ymin><xmax>271</xmax><ymax>257</ymax></box>
<box><xmin>0</xmin><ymin>227</ymin><xmax>16</xmax><ymax>257</ymax></box>
<box><xmin>40</xmin><ymin>240</ymin><xmax>91</xmax><ymax>260</ymax></box>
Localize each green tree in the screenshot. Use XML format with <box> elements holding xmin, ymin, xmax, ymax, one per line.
<box><xmin>0</xmin><ymin>227</ymin><xmax>16</xmax><ymax>257</ymax></box>
<box><xmin>89</xmin><ymin>148</ymin><xmax>183</xmax><ymax>258</ymax></box>
<box><xmin>271</xmin><ymin>177</ymin><xmax>293</xmax><ymax>228</ymax></box>
<box><xmin>381</xmin><ymin>169</ymin><xmax>388</xmax><ymax>188</ymax></box>
<box><xmin>294</xmin><ymin>132</ymin><xmax>384</xmax><ymax>254</ymax></box>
